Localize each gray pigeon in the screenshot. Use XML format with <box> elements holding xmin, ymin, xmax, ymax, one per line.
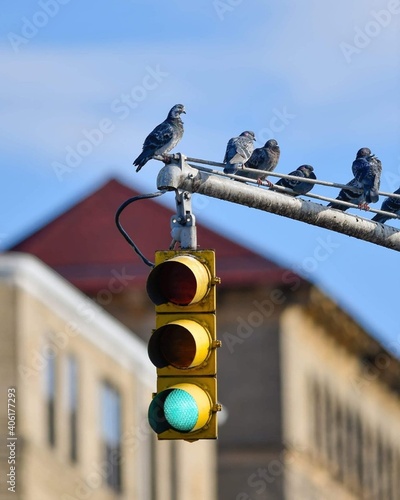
<box><xmin>239</xmin><ymin>139</ymin><xmax>280</xmax><ymax>185</ymax></box>
<box><xmin>223</xmin><ymin>131</ymin><xmax>256</xmax><ymax>175</ymax></box>
<box><xmin>273</xmin><ymin>165</ymin><xmax>316</xmax><ymax>196</ymax></box>
<box><xmin>133</xmin><ymin>104</ymin><xmax>185</xmax><ymax>172</ymax></box>
<box><xmin>327</xmin><ymin>178</ymin><xmax>364</xmax><ymax>211</ymax></box>
<box><xmin>351</xmin><ymin>147</ymin><xmax>382</xmax><ymax>209</ymax></box>
<box><xmin>372</xmin><ymin>187</ymin><xmax>400</xmax><ymax>224</ymax></box>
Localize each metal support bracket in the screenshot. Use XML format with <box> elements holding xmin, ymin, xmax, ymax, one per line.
<box><xmin>170</xmin><ymin>189</ymin><xmax>197</xmax><ymax>250</ymax></box>
<box><xmin>160</xmin><ymin>154</ymin><xmax>197</xmax><ymax>250</ymax></box>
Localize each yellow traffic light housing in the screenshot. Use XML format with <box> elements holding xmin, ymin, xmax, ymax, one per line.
<box><xmin>146</xmin><ymin>249</ymin><xmax>221</xmax><ymax>441</ymax></box>
<box><xmin>148</xmin><ymin>378</ymin><xmax>219</xmax><ymax>440</ymax></box>
<box><xmin>148</xmin><ymin>314</ymin><xmax>217</xmax><ymax>375</ymax></box>
<box><xmin>146</xmin><ymin>250</ymin><xmax>217</xmax><ymax>312</ymax></box>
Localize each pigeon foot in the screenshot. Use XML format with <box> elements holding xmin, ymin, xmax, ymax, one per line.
<box><xmin>162</xmin><ymin>154</ymin><xmax>172</xmax><ymax>164</ymax></box>
<box><xmin>261</xmin><ymin>179</ymin><xmax>273</xmax><ymax>187</ymax></box>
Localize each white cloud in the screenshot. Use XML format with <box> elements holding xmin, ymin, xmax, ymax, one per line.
<box><xmin>0</xmin><ymin>1</ymin><xmax>398</xmax><ymax>179</ymax></box>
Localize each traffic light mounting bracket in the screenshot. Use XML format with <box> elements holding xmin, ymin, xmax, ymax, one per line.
<box><xmin>170</xmin><ymin>188</ymin><xmax>197</xmax><ymax>250</ymax></box>
<box><xmin>158</xmin><ymin>153</ymin><xmax>198</xmax><ymax>251</ymax></box>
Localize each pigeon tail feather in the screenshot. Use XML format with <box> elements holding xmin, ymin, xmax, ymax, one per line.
<box><xmin>133</xmin><ymin>150</ymin><xmax>152</xmax><ymax>172</ymax></box>
<box><xmin>371</xmin><ymin>213</ymin><xmax>389</xmax><ymax>224</ymax></box>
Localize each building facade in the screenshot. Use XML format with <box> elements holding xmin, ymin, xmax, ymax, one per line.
<box><xmin>281</xmin><ymin>291</ymin><xmax>400</xmax><ymax>500</ymax></box>
<box><xmin>0</xmin><ymin>254</ymin><xmax>216</xmax><ymax>500</ymax></box>
<box><xmin>8</xmin><ymin>178</ymin><xmax>400</xmax><ymax>500</ymax></box>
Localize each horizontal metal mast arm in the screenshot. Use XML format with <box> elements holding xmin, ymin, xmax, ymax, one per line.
<box><xmin>156</xmin><ymin>158</ymin><xmax>400</xmax><ymax>252</ymax></box>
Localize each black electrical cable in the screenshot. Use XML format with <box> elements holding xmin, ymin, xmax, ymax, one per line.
<box><xmin>115</xmin><ymin>190</ymin><xmax>166</xmax><ymax>268</ymax></box>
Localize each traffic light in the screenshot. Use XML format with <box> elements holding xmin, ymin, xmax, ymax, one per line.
<box><xmin>147</xmin><ymin>250</ymin><xmax>221</xmax><ymax>441</ymax></box>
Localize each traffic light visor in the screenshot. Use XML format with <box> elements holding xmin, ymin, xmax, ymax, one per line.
<box><xmin>147</xmin><ymin>255</ymin><xmax>210</xmax><ymax>306</ymax></box>
<box><xmin>148</xmin><ymin>383</ymin><xmax>212</xmax><ymax>434</ymax></box>
<box><xmin>148</xmin><ymin>319</ymin><xmax>211</xmax><ymax>369</ymax></box>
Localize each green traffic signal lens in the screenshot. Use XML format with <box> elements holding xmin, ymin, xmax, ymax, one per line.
<box><xmin>164</xmin><ymin>389</ymin><xmax>198</xmax><ymax>432</ymax></box>
<box><xmin>148</xmin><ymin>383</ymin><xmax>215</xmax><ymax>437</ymax></box>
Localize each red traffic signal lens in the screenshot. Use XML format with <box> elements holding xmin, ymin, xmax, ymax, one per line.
<box><xmin>146</xmin><ymin>255</ymin><xmax>210</xmax><ymax>306</ymax></box>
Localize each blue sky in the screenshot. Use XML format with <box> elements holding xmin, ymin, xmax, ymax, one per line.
<box><xmin>1</xmin><ymin>1</ymin><xmax>400</xmax><ymax>352</ymax></box>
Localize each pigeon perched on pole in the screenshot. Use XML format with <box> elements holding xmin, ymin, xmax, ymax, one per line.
<box><xmin>351</xmin><ymin>147</ymin><xmax>382</xmax><ymax>210</ymax></box>
<box><xmin>239</xmin><ymin>139</ymin><xmax>280</xmax><ymax>185</ymax></box>
<box><xmin>327</xmin><ymin>178</ymin><xmax>364</xmax><ymax>211</ymax></box>
<box><xmin>272</xmin><ymin>165</ymin><xmax>316</xmax><ymax>196</ymax></box>
<box><xmin>133</xmin><ymin>104</ymin><xmax>186</xmax><ymax>172</ymax></box>
<box><xmin>223</xmin><ymin>131</ymin><xmax>256</xmax><ymax>175</ymax></box>
<box><xmin>372</xmin><ymin>187</ymin><xmax>400</xmax><ymax>224</ymax></box>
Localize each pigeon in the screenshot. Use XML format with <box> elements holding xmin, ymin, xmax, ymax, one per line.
<box><xmin>223</xmin><ymin>131</ymin><xmax>256</xmax><ymax>175</ymax></box>
<box><xmin>133</xmin><ymin>104</ymin><xmax>186</xmax><ymax>172</ymax></box>
<box><xmin>327</xmin><ymin>178</ymin><xmax>364</xmax><ymax>211</ymax></box>
<box><xmin>351</xmin><ymin>147</ymin><xmax>382</xmax><ymax>210</ymax></box>
<box><xmin>273</xmin><ymin>165</ymin><xmax>316</xmax><ymax>196</ymax></box>
<box><xmin>238</xmin><ymin>139</ymin><xmax>280</xmax><ymax>185</ymax></box>
<box><xmin>372</xmin><ymin>187</ymin><xmax>400</xmax><ymax>224</ymax></box>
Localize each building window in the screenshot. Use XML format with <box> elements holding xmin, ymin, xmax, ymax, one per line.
<box><xmin>309</xmin><ymin>377</ymin><xmax>400</xmax><ymax>498</ymax></box>
<box><xmin>334</xmin><ymin>402</ymin><xmax>345</xmax><ymax>481</ymax></box>
<box><xmin>101</xmin><ymin>382</ymin><xmax>122</xmax><ymax>493</ymax></box>
<box><xmin>310</xmin><ymin>381</ymin><xmax>323</xmax><ymax>455</ymax></box>
<box><xmin>354</xmin><ymin>414</ymin><xmax>363</xmax><ymax>488</ymax></box>
<box><xmin>44</xmin><ymin>349</ymin><xmax>57</xmax><ymax>447</ymax></box>
<box><xmin>66</xmin><ymin>355</ymin><xmax>78</xmax><ymax>462</ymax></box>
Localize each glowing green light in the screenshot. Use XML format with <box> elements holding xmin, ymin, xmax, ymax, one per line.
<box><xmin>164</xmin><ymin>389</ymin><xmax>198</xmax><ymax>431</ymax></box>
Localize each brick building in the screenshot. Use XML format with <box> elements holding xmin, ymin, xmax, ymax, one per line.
<box><xmin>7</xmin><ymin>178</ymin><xmax>400</xmax><ymax>499</ymax></box>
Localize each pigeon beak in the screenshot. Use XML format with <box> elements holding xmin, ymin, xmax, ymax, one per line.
<box><xmin>182</xmin><ymin>108</ymin><xmax>186</xmax><ymax>114</ymax></box>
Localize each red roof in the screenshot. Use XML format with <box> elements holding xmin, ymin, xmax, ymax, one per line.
<box><xmin>10</xmin><ymin>179</ymin><xmax>291</xmax><ymax>293</ymax></box>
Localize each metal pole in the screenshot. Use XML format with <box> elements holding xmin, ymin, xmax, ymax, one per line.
<box><xmin>156</xmin><ymin>156</ymin><xmax>400</xmax><ymax>252</ymax></box>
